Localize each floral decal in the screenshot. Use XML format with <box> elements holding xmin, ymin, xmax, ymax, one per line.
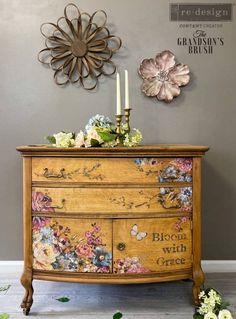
<box><xmin>158</xmin><ymin>187</ymin><xmax>192</xmax><ymax>211</ymax></box>
<box><xmin>114</xmin><ymin>257</ymin><xmax>150</xmax><ymax>274</ymax></box>
<box><xmin>174</xmin><ymin>216</ymin><xmax>190</xmax><ymax>232</ymax></box>
<box><xmin>134</xmin><ymin>158</ymin><xmax>192</xmax><ymax>183</ymax></box>
<box><xmin>32</xmin><ymin>192</ymin><xmax>55</xmax><ymax>212</ymax></box>
<box><xmin>32</xmin><ymin>218</ymin><xmax>112</xmax><ymax>273</ymax></box>
<box><xmin>139</xmin><ymin>50</ymin><xmax>190</xmax><ymax>102</ymax></box>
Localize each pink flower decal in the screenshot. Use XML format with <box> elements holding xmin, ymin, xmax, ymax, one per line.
<box><xmin>174</xmin><ymin>216</ymin><xmax>190</xmax><ymax>232</ymax></box>
<box><xmin>76</xmin><ymin>243</ymin><xmax>93</xmax><ymax>258</ymax></box>
<box><xmin>32</xmin><ymin>217</ymin><xmax>50</xmax><ymax>231</ymax></box>
<box><xmin>139</xmin><ymin>50</ymin><xmax>190</xmax><ymax>103</ymax></box>
<box><xmin>114</xmin><ymin>256</ymin><xmax>150</xmax><ymax>274</ymax></box>
<box><xmin>85</xmin><ymin>231</ymin><xmax>92</xmax><ymax>238</ymax></box>
<box><xmin>175</xmin><ymin>158</ymin><xmax>192</xmax><ymax>173</ymax></box>
<box><xmin>95</xmin><ymin>238</ymin><xmax>102</xmax><ymax>245</ymax></box>
<box><xmin>32</xmin><ymin>191</ymin><xmax>55</xmax><ymax>212</ymax></box>
<box><xmin>93</xmin><ymin>224</ymin><xmax>101</xmax><ymax>233</ymax></box>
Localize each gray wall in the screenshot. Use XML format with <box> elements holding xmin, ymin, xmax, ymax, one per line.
<box><xmin>0</xmin><ymin>0</ymin><xmax>235</xmax><ymax>260</ymax></box>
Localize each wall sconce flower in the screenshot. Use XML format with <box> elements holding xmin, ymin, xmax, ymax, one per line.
<box><xmin>38</xmin><ymin>3</ymin><xmax>122</xmax><ymax>90</ymax></box>
<box><xmin>139</xmin><ymin>50</ymin><xmax>190</xmax><ymax>103</ymax></box>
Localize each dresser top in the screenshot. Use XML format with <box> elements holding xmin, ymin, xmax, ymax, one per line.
<box><xmin>16</xmin><ymin>144</ymin><xmax>209</xmax><ymax>157</ymax></box>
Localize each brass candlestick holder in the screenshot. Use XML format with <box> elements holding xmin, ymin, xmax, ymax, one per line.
<box><xmin>115</xmin><ymin>114</ymin><xmax>123</xmax><ymax>144</ymax></box>
<box><xmin>124</xmin><ymin>108</ymin><xmax>132</xmax><ymax>133</ymax></box>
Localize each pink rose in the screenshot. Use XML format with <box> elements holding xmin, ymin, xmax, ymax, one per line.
<box><xmin>75</xmin><ymin>131</ymin><xmax>85</xmax><ymax>147</ymax></box>
<box><xmin>32</xmin><ymin>192</ymin><xmax>55</xmax><ymax>212</ymax></box>
<box><xmin>32</xmin><ymin>217</ymin><xmax>50</xmax><ymax>231</ymax></box>
<box><xmin>175</xmin><ymin>158</ymin><xmax>192</xmax><ymax>173</ymax></box>
<box><xmin>76</xmin><ymin>243</ymin><xmax>92</xmax><ymax>258</ymax></box>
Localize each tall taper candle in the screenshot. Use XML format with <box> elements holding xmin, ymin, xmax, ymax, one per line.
<box><xmin>125</xmin><ymin>70</ymin><xmax>130</xmax><ymax>109</ymax></box>
<box><xmin>116</xmin><ymin>73</ymin><xmax>121</xmax><ymax>115</ymax></box>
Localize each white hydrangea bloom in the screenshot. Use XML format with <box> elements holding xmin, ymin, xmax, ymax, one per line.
<box><xmin>198</xmin><ymin>303</ymin><xmax>215</xmax><ymax>315</ymax></box>
<box><xmin>53</xmin><ymin>132</ymin><xmax>75</xmax><ymax>148</ymax></box>
<box><xmin>218</xmin><ymin>309</ymin><xmax>233</xmax><ymax>319</ymax></box>
<box><xmin>204</xmin><ymin>312</ymin><xmax>217</xmax><ymax>319</ymax></box>
<box><xmin>123</xmin><ymin>128</ymin><xmax>142</xmax><ymax>147</ymax></box>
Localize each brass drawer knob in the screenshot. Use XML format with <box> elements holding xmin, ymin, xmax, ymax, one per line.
<box><xmin>117</xmin><ymin>242</ymin><xmax>126</xmax><ymax>251</ymax></box>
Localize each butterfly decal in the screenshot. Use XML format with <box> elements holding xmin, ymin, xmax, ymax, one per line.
<box><xmin>130</xmin><ymin>224</ymin><xmax>147</xmax><ymax>241</ymax></box>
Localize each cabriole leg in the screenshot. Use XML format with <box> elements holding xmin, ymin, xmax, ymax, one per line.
<box><xmin>20</xmin><ymin>268</ymin><xmax>34</xmax><ymax>315</ymax></box>
<box><xmin>192</xmin><ymin>267</ymin><xmax>205</xmax><ymax>305</ymax></box>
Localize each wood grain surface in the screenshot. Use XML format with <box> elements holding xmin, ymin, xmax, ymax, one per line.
<box><xmin>32</xmin><ymin>157</ymin><xmax>192</xmax><ymax>184</ymax></box>
<box><xmin>32</xmin><ymin>187</ymin><xmax>192</xmax><ymax>214</ymax></box>
<box><xmin>113</xmin><ymin>217</ymin><xmax>192</xmax><ymax>273</ymax></box>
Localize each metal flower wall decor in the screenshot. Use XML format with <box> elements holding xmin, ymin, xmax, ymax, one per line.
<box><xmin>38</xmin><ymin>3</ymin><xmax>122</xmax><ymax>90</ymax></box>
<box><xmin>139</xmin><ymin>50</ymin><xmax>190</xmax><ymax>103</ymax></box>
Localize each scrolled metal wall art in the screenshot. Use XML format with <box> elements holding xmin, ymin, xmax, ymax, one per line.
<box><xmin>139</xmin><ymin>50</ymin><xmax>190</xmax><ymax>103</ymax></box>
<box><xmin>38</xmin><ymin>3</ymin><xmax>122</xmax><ymax>90</ymax></box>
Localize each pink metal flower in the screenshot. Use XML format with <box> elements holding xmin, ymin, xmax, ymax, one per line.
<box><xmin>139</xmin><ymin>50</ymin><xmax>190</xmax><ymax>102</ymax></box>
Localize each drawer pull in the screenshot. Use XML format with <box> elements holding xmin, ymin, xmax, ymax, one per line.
<box><xmin>117</xmin><ymin>242</ymin><xmax>126</xmax><ymax>251</ymax></box>
<box><xmin>50</xmin><ymin>199</ymin><xmax>66</xmax><ymax>209</ymax></box>
<box><xmin>43</xmin><ymin>168</ymin><xmax>66</xmax><ymax>179</ymax></box>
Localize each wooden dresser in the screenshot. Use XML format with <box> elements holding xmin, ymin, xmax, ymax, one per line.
<box><xmin>17</xmin><ymin>144</ymin><xmax>209</xmax><ymax>315</ymax></box>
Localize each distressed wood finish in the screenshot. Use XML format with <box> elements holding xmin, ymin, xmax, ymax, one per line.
<box><xmin>32</xmin><ymin>187</ymin><xmax>192</xmax><ymax>214</ymax></box>
<box><xmin>17</xmin><ymin>144</ymin><xmax>209</xmax><ymax>314</ymax></box>
<box><xmin>32</xmin><ymin>157</ymin><xmax>192</xmax><ymax>184</ymax></box>
<box><xmin>113</xmin><ymin>217</ymin><xmax>192</xmax><ymax>273</ymax></box>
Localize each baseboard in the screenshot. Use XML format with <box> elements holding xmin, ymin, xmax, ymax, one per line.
<box><xmin>0</xmin><ymin>261</ymin><xmax>23</xmax><ymax>274</ymax></box>
<box><xmin>0</xmin><ymin>260</ymin><xmax>236</xmax><ymax>274</ymax></box>
<box><xmin>202</xmin><ymin>260</ymin><xmax>236</xmax><ymax>273</ymax></box>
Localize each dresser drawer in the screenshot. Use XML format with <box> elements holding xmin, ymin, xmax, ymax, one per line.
<box><xmin>32</xmin><ymin>217</ymin><xmax>112</xmax><ymax>273</ymax></box>
<box><xmin>113</xmin><ymin>217</ymin><xmax>192</xmax><ymax>273</ymax></box>
<box><xmin>32</xmin><ymin>186</ymin><xmax>192</xmax><ymax>214</ymax></box>
<box><xmin>32</xmin><ymin>157</ymin><xmax>193</xmax><ymax>184</ymax></box>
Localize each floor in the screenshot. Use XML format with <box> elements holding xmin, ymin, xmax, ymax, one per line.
<box><xmin>0</xmin><ymin>273</ymin><xmax>235</xmax><ymax>318</ymax></box>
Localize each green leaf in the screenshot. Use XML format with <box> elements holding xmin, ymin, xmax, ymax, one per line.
<box><xmin>0</xmin><ymin>314</ymin><xmax>10</xmax><ymax>319</ymax></box>
<box><xmin>97</xmin><ymin>131</ymin><xmax>117</xmax><ymax>142</ymax></box>
<box><xmin>193</xmin><ymin>314</ymin><xmax>204</xmax><ymax>319</ymax></box>
<box><xmin>46</xmin><ymin>135</ymin><xmax>56</xmax><ymax>144</ymax></box>
<box><xmin>113</xmin><ymin>312</ymin><xmax>123</xmax><ymax>319</ymax></box>
<box><xmin>56</xmin><ymin>297</ymin><xmax>70</xmax><ymax>303</ymax></box>
<box><xmin>90</xmin><ymin>138</ymin><xmax>100</xmax><ymax>147</ymax></box>
<box><xmin>219</xmin><ymin>301</ymin><xmax>230</xmax><ymax>309</ymax></box>
<box><xmin>0</xmin><ymin>285</ymin><xmax>10</xmax><ymax>292</ymax></box>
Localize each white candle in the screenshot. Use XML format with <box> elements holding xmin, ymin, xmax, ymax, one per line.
<box><xmin>125</xmin><ymin>69</ymin><xmax>130</xmax><ymax>109</ymax></box>
<box><xmin>116</xmin><ymin>73</ymin><xmax>121</xmax><ymax>115</ymax></box>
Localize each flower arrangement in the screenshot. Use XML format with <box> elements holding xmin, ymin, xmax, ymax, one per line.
<box><xmin>193</xmin><ymin>288</ymin><xmax>233</xmax><ymax>319</ymax></box>
<box><xmin>46</xmin><ymin>114</ymin><xmax>142</xmax><ymax>148</ymax></box>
